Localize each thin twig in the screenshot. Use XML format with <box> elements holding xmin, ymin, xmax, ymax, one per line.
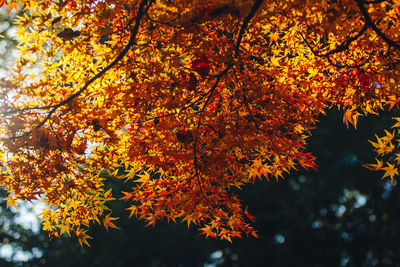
<box><xmin>0</xmin><ymin>105</ymin><xmax>54</xmax><ymax>116</ymax></box>
<box><xmin>300</xmin><ymin>23</ymin><xmax>368</xmax><ymax>58</ymax></box>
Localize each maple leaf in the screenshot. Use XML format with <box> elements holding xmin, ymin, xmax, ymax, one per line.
<box><xmin>391</xmin><ymin>118</ymin><xmax>400</xmax><ymax>128</ymax></box>
<box><xmin>382</xmin><ymin>130</ymin><xmax>395</xmax><ymax>143</ymax></box>
<box><xmin>103</xmin><ymin>189</ymin><xmax>115</xmax><ymax>201</ymax></box>
<box><xmin>59</xmin><ymin>224</ymin><xmax>71</xmax><ymax>237</ymax></box>
<box><xmin>135</xmin><ymin>172</ymin><xmax>150</xmax><ymax>184</ymax></box>
<box><xmin>244</xmin><ymin>208</ymin><xmax>255</xmax><ymax>222</ymax></box>
<box><xmin>103</xmin><ymin>213</ymin><xmax>120</xmax><ymax>231</ymax></box>
<box><xmin>364</xmin><ymin>159</ymin><xmax>383</xmax><ymax>171</ymax></box>
<box><xmin>76</xmin><ymin>229</ymin><xmax>93</xmax><ymax>247</ymax></box>
<box><xmin>4</xmin><ymin>196</ymin><xmax>17</xmax><ymax>209</ymax></box>
<box><xmin>270</xmin><ymin>56</ymin><xmax>280</xmax><ymax>67</ymax></box>
<box><xmin>269</xmin><ymin>31</ymin><xmax>280</xmax><ymax>44</ymax></box>
<box><xmin>369</xmin><ymin>135</ymin><xmax>395</xmax><ymax>155</ymax></box>
<box><xmin>182</xmin><ymin>215</ymin><xmax>196</xmax><ymax>228</ymax></box>
<box><xmin>343</xmin><ymin>109</ymin><xmax>361</xmax><ymax>129</ymax></box>
<box><xmin>43</xmin><ymin>221</ymin><xmax>56</xmax><ymax>232</ymax></box>
<box><xmin>126</xmin><ymin>205</ymin><xmax>138</xmax><ymax>218</ymax></box>
<box><xmin>7</xmin><ymin>2</ymin><xmax>18</xmax><ymax>12</ymax></box>
<box><xmin>200</xmin><ymin>225</ymin><xmax>215</xmax><ymax>238</ymax></box>
<box><xmin>381</xmin><ymin>163</ymin><xmax>399</xmax><ymax>182</ymax></box>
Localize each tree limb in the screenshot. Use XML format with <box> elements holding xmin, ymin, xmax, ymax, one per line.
<box><xmin>355</xmin><ymin>0</ymin><xmax>400</xmax><ymax>50</ymax></box>
<box><xmin>234</xmin><ymin>0</ymin><xmax>264</xmax><ymax>58</ymax></box>
<box><xmin>3</xmin><ymin>0</ymin><xmax>154</xmax><ymax>141</ymax></box>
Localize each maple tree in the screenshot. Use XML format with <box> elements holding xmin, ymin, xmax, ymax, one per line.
<box><xmin>0</xmin><ymin>0</ymin><xmax>399</xmax><ymax>245</ymax></box>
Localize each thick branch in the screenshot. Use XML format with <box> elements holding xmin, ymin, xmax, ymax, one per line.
<box><xmin>234</xmin><ymin>0</ymin><xmax>264</xmax><ymax>58</ymax></box>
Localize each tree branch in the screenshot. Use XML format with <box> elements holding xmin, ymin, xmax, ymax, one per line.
<box><xmin>0</xmin><ymin>105</ymin><xmax>54</xmax><ymax>116</ymax></box>
<box><xmin>4</xmin><ymin>0</ymin><xmax>154</xmax><ymax>141</ymax></box>
<box><xmin>361</xmin><ymin>0</ymin><xmax>387</xmax><ymax>4</ymax></box>
<box><xmin>300</xmin><ymin>23</ymin><xmax>368</xmax><ymax>58</ymax></box>
<box><xmin>355</xmin><ymin>0</ymin><xmax>400</xmax><ymax>50</ymax></box>
<box><xmin>234</xmin><ymin>0</ymin><xmax>264</xmax><ymax>58</ymax></box>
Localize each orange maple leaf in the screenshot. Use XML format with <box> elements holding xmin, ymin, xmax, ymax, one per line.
<box><xmin>103</xmin><ymin>213</ymin><xmax>120</xmax><ymax>231</ymax></box>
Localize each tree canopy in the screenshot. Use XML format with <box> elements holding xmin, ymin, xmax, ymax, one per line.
<box><xmin>0</xmin><ymin>0</ymin><xmax>399</xmax><ymax>245</ymax></box>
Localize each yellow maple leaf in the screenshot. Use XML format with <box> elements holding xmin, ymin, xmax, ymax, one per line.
<box><xmin>4</xmin><ymin>196</ymin><xmax>17</xmax><ymax>209</ymax></box>
<box><xmin>124</xmin><ymin>167</ymin><xmax>139</xmax><ymax>180</ymax></box>
<box><xmin>103</xmin><ymin>189</ymin><xmax>115</xmax><ymax>201</ymax></box>
<box><xmin>135</xmin><ymin>172</ymin><xmax>150</xmax><ymax>184</ymax></box>
<box><xmin>270</xmin><ymin>56</ymin><xmax>280</xmax><ymax>66</ymax></box>
<box><xmin>381</xmin><ymin>163</ymin><xmax>398</xmax><ymax>182</ymax></box>
<box><xmin>391</xmin><ymin>118</ymin><xmax>400</xmax><ymax>128</ymax></box>
<box><xmin>369</xmin><ymin>135</ymin><xmax>394</xmax><ymax>155</ymax></box>
<box><xmin>126</xmin><ymin>205</ymin><xmax>138</xmax><ymax>218</ymax></box>
<box><xmin>76</xmin><ymin>229</ymin><xmax>92</xmax><ymax>247</ymax></box>
<box><xmin>343</xmin><ymin>109</ymin><xmax>361</xmax><ymax>129</ymax></box>
<box><xmin>364</xmin><ymin>158</ymin><xmax>383</xmax><ymax>171</ymax></box>
<box><xmin>59</xmin><ymin>224</ymin><xmax>71</xmax><ymax>237</ymax></box>
<box><xmin>42</xmin><ymin>221</ymin><xmax>55</xmax><ymax>232</ymax></box>
<box><xmin>381</xmin><ymin>130</ymin><xmax>395</xmax><ymax>142</ymax></box>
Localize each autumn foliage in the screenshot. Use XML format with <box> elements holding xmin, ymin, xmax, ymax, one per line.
<box><xmin>0</xmin><ymin>0</ymin><xmax>399</xmax><ymax>245</ymax></box>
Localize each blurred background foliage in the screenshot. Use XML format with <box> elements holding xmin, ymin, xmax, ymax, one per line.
<box><xmin>1</xmin><ymin>7</ymin><xmax>400</xmax><ymax>267</ymax></box>
<box><xmin>0</xmin><ymin>8</ymin><xmax>17</xmax><ymax>74</ymax></box>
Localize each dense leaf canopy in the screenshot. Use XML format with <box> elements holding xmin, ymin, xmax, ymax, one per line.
<box><xmin>0</xmin><ymin>0</ymin><xmax>399</xmax><ymax>244</ymax></box>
